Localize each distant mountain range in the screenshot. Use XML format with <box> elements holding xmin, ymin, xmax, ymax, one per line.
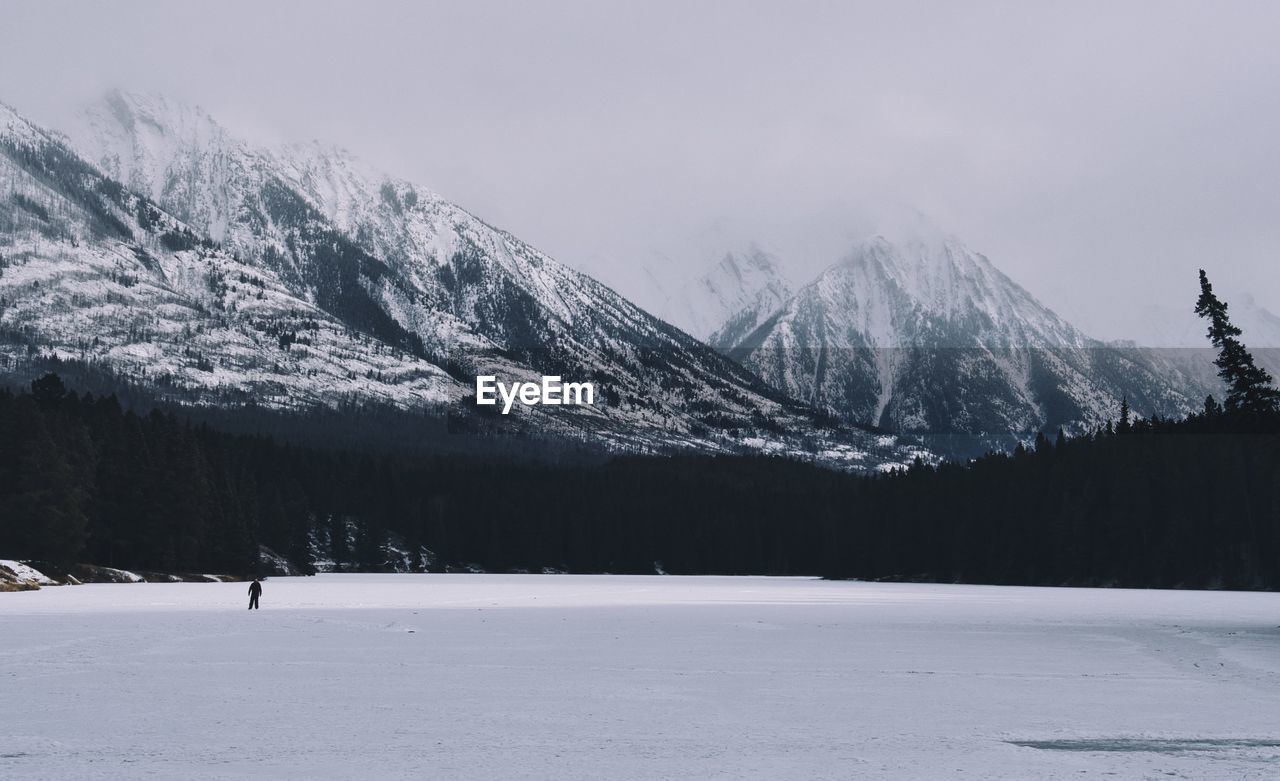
<box><xmin>1109</xmin><ymin>295</ymin><xmax>1280</xmax><ymax>349</ymax></box>
<box><xmin>641</xmin><ymin>225</ymin><xmax>1257</xmax><ymax>455</ymax></box>
<box><xmin>0</xmin><ymin>92</ymin><xmax>925</xmax><ymax>469</ymax></box>
<box><xmin>2</xmin><ymin>91</ymin><xmax>1269</xmax><ymax>462</ymax></box>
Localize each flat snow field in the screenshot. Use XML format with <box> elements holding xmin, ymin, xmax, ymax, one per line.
<box><xmin>3</xmin><ymin>576</ymin><xmax>1280</xmax><ymax>780</ymax></box>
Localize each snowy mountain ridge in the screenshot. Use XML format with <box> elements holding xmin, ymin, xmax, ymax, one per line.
<box><xmin>722</xmin><ymin>232</ymin><xmax>1214</xmax><ymax>454</ymax></box>
<box><xmin>793</xmin><ymin>234</ymin><xmax>1088</xmax><ymax>348</ymax></box>
<box><xmin>593</xmin><ymin>238</ymin><xmax>795</xmax><ymax>345</ymax></box>
<box><xmin>0</xmin><ymin>98</ymin><xmax>461</xmax><ymax>409</ymax></box>
<box><xmin>696</xmin><ymin>245</ymin><xmax>793</xmax><ymax>347</ymax></box>
<box><xmin>0</xmin><ymin>93</ymin><xmax>928</xmax><ymax>469</ymax></box>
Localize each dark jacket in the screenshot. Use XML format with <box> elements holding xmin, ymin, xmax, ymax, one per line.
<box><xmin>248</xmin><ymin>581</ymin><xmax>262</xmax><ymax>596</ymax></box>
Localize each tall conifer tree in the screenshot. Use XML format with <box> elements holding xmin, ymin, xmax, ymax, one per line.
<box><xmin>1195</xmin><ymin>270</ymin><xmax>1280</xmax><ymax>415</ymax></box>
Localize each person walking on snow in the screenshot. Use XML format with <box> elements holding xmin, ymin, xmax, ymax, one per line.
<box><xmin>248</xmin><ymin>579</ymin><xmax>262</xmax><ymax>610</ymax></box>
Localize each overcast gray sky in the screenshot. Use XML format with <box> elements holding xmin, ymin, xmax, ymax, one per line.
<box><xmin>2</xmin><ymin>0</ymin><xmax>1278</xmax><ymax>340</ymax></box>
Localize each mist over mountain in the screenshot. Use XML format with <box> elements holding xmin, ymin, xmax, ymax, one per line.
<box><xmin>712</xmin><ymin>230</ymin><xmax>1218</xmax><ymax>455</ymax></box>
<box><xmin>615</xmin><ymin>242</ymin><xmax>792</xmax><ymax>345</ymax></box>
<box><xmin>3</xmin><ymin>89</ymin><xmax>1264</xmax><ymax>462</ymax></box>
<box><xmin>1106</xmin><ymin>293</ymin><xmax>1280</xmax><ymax>376</ymax></box>
<box><xmin>0</xmin><ymin>92</ymin><xmax>926</xmax><ymax>469</ymax></box>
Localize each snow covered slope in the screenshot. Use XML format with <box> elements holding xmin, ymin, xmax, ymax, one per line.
<box><xmin>698</xmin><ymin>246</ymin><xmax>793</xmax><ymax>349</ymax></box>
<box><xmin>0</xmin><ymin>94</ymin><xmax>925</xmax><ymax>468</ymax></box>
<box><xmin>725</xmin><ymin>232</ymin><xmax>1213</xmax><ymax>454</ymax></box>
<box><xmin>0</xmin><ymin>101</ymin><xmax>460</xmax><ymax>409</ymax></box>
<box><xmin>0</xmin><ymin>559</ymin><xmax>56</xmax><ymax>586</ymax></box>
<box><xmin>604</xmin><ymin>243</ymin><xmax>793</xmax><ymax>346</ymax></box>
<box><xmin>624</xmin><ymin>243</ymin><xmax>792</xmax><ymax>343</ymax></box>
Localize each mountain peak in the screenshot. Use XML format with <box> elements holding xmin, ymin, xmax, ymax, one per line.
<box><xmin>820</xmin><ymin>234</ymin><xmax>1084</xmax><ymax>347</ymax></box>
<box><xmin>5</xmin><ymin>93</ymin><xmax>922</xmax><ymax>469</ymax></box>
<box><xmin>720</xmin><ymin>230</ymin><xmax>1207</xmax><ymax>454</ymax></box>
<box><xmin>644</xmin><ymin>243</ymin><xmax>790</xmax><ymax>344</ymax></box>
<box><xmin>96</xmin><ymin>89</ymin><xmax>230</xmax><ymax>148</ymax></box>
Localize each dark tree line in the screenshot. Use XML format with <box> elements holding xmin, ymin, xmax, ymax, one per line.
<box><xmin>1</xmin><ymin>371</ymin><xmax>1276</xmax><ymax>588</ymax></box>
<box><xmin>0</xmin><ymin>270</ymin><xmax>1277</xmax><ymax>588</ymax></box>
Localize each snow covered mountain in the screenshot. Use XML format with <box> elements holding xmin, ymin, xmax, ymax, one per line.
<box><xmin>594</xmin><ymin>242</ymin><xmax>792</xmax><ymax>345</ymax></box>
<box><xmin>696</xmin><ymin>246</ymin><xmax>793</xmax><ymax>347</ymax></box>
<box><xmin>651</xmin><ymin>245</ymin><xmax>792</xmax><ymax>344</ymax></box>
<box><xmin>0</xmin><ymin>100</ymin><xmax>459</xmax><ymax>409</ymax></box>
<box><xmin>0</xmin><ymin>94</ymin><xmax>926</xmax><ymax>469</ymax></box>
<box><xmin>1106</xmin><ymin>293</ymin><xmax>1280</xmax><ymax>349</ymax></box>
<box><xmin>723</xmin><ymin>232</ymin><xmax>1214</xmax><ymax>455</ymax></box>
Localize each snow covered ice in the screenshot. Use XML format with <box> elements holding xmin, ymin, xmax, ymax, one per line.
<box><xmin>3</xmin><ymin>575</ymin><xmax>1280</xmax><ymax>779</ymax></box>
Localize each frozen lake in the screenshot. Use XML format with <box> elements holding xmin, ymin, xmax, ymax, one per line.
<box><xmin>3</xmin><ymin>575</ymin><xmax>1279</xmax><ymax>779</ymax></box>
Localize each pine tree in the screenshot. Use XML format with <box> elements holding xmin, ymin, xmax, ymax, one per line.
<box><xmin>1203</xmin><ymin>395</ymin><xmax>1223</xmax><ymax>419</ymax></box>
<box><xmin>1117</xmin><ymin>396</ymin><xmax>1132</xmax><ymax>434</ymax></box>
<box><xmin>30</xmin><ymin>372</ymin><xmax>67</xmax><ymax>407</ymax></box>
<box><xmin>1195</xmin><ymin>270</ymin><xmax>1280</xmax><ymax>415</ymax></box>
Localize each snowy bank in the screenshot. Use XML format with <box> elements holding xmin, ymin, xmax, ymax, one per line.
<box><xmin>0</xmin><ymin>559</ymin><xmax>55</xmax><ymax>590</ymax></box>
